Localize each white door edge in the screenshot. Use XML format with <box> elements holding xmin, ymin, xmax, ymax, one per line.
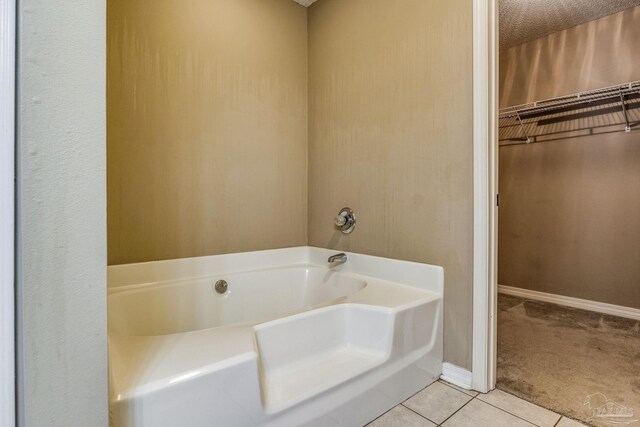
<box><xmin>471</xmin><ymin>0</ymin><xmax>499</xmax><ymax>394</ymax></box>
<box><xmin>0</xmin><ymin>0</ymin><xmax>16</xmax><ymax>425</ymax></box>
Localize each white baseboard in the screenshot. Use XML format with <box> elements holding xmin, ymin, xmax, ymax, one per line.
<box><xmin>499</xmin><ymin>285</ymin><xmax>640</xmax><ymax>321</ymax></box>
<box><xmin>440</xmin><ymin>363</ymin><xmax>473</xmax><ymax>390</ymax></box>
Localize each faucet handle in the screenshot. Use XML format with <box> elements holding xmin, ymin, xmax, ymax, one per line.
<box><xmin>334</xmin><ymin>213</ymin><xmax>347</xmax><ymax>227</ymax></box>
<box><xmin>334</xmin><ymin>207</ymin><xmax>356</xmax><ymax>234</ymax></box>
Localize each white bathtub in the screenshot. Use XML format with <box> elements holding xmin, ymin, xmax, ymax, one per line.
<box><xmin>108</xmin><ymin>247</ymin><xmax>443</xmax><ymax>427</ymax></box>
<box><xmin>109</xmin><ymin>267</ymin><xmax>367</xmax><ymax>336</ymax></box>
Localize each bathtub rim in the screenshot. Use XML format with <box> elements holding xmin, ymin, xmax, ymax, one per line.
<box><xmin>107</xmin><ymin>246</ymin><xmax>444</xmax><ymax>296</ymax></box>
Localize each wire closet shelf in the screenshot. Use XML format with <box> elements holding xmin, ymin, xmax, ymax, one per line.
<box><xmin>499</xmin><ymin>81</ymin><xmax>640</xmax><ymax>146</ymax></box>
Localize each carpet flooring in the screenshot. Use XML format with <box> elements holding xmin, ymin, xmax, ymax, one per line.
<box><xmin>497</xmin><ymin>294</ymin><xmax>640</xmax><ymax>427</ymax></box>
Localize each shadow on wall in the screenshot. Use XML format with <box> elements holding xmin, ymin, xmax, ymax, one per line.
<box><xmin>500</xmin><ymin>6</ymin><xmax>640</xmax><ymax>108</ymax></box>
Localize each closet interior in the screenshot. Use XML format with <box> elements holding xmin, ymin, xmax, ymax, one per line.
<box><xmin>497</xmin><ymin>2</ymin><xmax>640</xmax><ymax>425</ymax></box>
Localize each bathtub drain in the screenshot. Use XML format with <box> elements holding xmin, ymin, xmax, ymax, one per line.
<box><xmin>214</xmin><ymin>279</ymin><xmax>228</xmax><ymax>294</ymax></box>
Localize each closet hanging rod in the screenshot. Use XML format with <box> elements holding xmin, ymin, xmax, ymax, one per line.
<box><xmin>500</xmin><ymin>80</ymin><xmax>640</xmax><ymax>119</ymax></box>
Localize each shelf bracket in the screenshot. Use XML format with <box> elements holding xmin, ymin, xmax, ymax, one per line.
<box><xmin>620</xmin><ymin>90</ymin><xmax>631</xmax><ymax>132</ymax></box>
<box><xmin>515</xmin><ymin>110</ymin><xmax>531</xmax><ymax>143</ymax></box>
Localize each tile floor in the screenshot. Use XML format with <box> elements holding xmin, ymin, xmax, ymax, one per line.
<box><xmin>367</xmin><ymin>380</ymin><xmax>588</xmax><ymax>427</ymax></box>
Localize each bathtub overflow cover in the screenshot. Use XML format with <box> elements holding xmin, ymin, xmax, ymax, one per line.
<box><xmin>214</xmin><ymin>280</ymin><xmax>228</xmax><ymax>294</ymax></box>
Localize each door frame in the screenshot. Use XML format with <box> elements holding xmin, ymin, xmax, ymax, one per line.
<box><xmin>0</xmin><ymin>0</ymin><xmax>16</xmax><ymax>425</ymax></box>
<box><xmin>471</xmin><ymin>0</ymin><xmax>499</xmax><ymax>393</ymax></box>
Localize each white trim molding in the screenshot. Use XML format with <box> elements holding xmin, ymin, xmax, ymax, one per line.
<box><xmin>499</xmin><ymin>285</ymin><xmax>640</xmax><ymax>321</ymax></box>
<box><xmin>472</xmin><ymin>0</ymin><xmax>499</xmax><ymax>394</ymax></box>
<box><xmin>441</xmin><ymin>363</ymin><xmax>473</xmax><ymax>390</ymax></box>
<box><xmin>0</xmin><ymin>0</ymin><xmax>16</xmax><ymax>425</ymax></box>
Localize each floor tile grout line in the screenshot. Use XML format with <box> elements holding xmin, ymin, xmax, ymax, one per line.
<box><xmin>482</xmin><ymin>388</ymin><xmax>564</xmax><ymax>426</ymax></box>
<box><xmin>401</xmin><ymin>379</ymin><xmax>476</xmax><ymax>426</ymax></box>
<box><xmin>436</xmin><ymin>396</ymin><xmax>475</xmax><ymax>426</ymax></box>
<box><xmin>401</xmin><ymin>379</ymin><xmax>438</xmax><ymax>403</ymax></box>
<box><xmin>474</xmin><ymin>398</ymin><xmax>547</xmax><ymax>427</ymax></box>
<box><xmin>367</xmin><ymin>379</ymin><xmax>438</xmax><ymax>426</ymax></box>
<box><xmin>397</xmin><ymin>379</ymin><xmax>565</xmax><ymax>427</ymax></box>
<box><xmin>433</xmin><ymin>394</ymin><xmax>476</xmax><ymax>426</ymax></box>
<box><xmin>435</xmin><ymin>383</ymin><xmax>562</xmax><ymax>427</ymax></box>
<box><xmin>365</xmin><ymin>382</ymin><xmax>572</xmax><ymax>427</ymax></box>
<box><xmin>364</xmin><ymin>403</ymin><xmax>399</xmax><ymax>426</ymax></box>
<box><xmin>438</xmin><ymin>379</ymin><xmax>478</xmax><ymax>397</ymax></box>
<box><xmin>400</xmin><ymin>403</ymin><xmax>440</xmax><ymax>426</ymax></box>
<box><xmin>495</xmin><ymin>393</ymin><xmax>588</xmax><ymax>427</ymax></box>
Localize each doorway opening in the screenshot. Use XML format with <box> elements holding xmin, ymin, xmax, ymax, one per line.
<box><xmin>495</xmin><ymin>2</ymin><xmax>640</xmax><ymax>425</ymax></box>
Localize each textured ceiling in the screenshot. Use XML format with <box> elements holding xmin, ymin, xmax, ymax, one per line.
<box><xmin>291</xmin><ymin>0</ymin><xmax>640</xmax><ymax>51</ymax></box>
<box><xmin>291</xmin><ymin>0</ymin><xmax>318</xmax><ymax>6</ymax></box>
<box><xmin>500</xmin><ymin>0</ymin><xmax>640</xmax><ymax>50</ymax></box>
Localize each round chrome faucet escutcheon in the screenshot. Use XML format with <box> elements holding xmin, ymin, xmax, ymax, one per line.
<box><xmin>334</xmin><ymin>207</ymin><xmax>356</xmax><ymax>234</ymax></box>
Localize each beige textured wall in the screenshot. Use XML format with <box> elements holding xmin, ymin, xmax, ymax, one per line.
<box><xmin>107</xmin><ymin>0</ymin><xmax>308</xmax><ymax>265</ymax></box>
<box><xmin>500</xmin><ymin>6</ymin><xmax>640</xmax><ymax>108</ymax></box>
<box><xmin>499</xmin><ymin>6</ymin><xmax>640</xmax><ymax>308</ymax></box>
<box><xmin>109</xmin><ymin>0</ymin><xmax>475</xmax><ymax>367</ymax></box>
<box><xmin>308</xmin><ymin>0</ymin><xmax>474</xmax><ymax>368</ymax></box>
